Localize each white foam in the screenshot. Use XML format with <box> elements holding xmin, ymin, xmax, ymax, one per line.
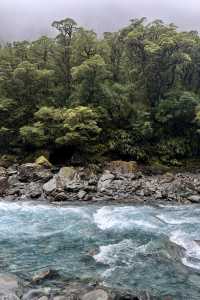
<box><xmin>156</xmin><ymin>214</ymin><xmax>200</xmax><ymax>225</ymax></box>
<box><xmin>93</xmin><ymin>206</ymin><xmax>158</xmax><ymax>231</ymax></box>
<box><xmin>94</xmin><ymin>239</ymin><xmax>148</xmax><ymax>268</ymax></box>
<box><xmin>170</xmin><ymin>230</ymin><xmax>200</xmax><ymax>270</ymax></box>
<box><xmin>0</xmin><ymin>201</ymin><xmax>91</xmax><ymax>218</ymax></box>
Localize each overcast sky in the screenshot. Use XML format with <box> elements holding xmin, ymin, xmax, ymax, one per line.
<box><xmin>0</xmin><ymin>0</ymin><xmax>200</xmax><ymax>41</ymax></box>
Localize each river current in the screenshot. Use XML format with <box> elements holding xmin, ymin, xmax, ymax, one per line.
<box><xmin>0</xmin><ymin>201</ymin><xmax>200</xmax><ymax>299</ymax></box>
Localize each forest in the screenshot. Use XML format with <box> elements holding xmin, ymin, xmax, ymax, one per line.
<box><xmin>1</xmin><ymin>17</ymin><xmax>200</xmax><ymax>165</ymax></box>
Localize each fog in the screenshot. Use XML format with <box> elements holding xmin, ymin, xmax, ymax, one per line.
<box><xmin>0</xmin><ymin>0</ymin><xmax>200</xmax><ymax>41</ymax></box>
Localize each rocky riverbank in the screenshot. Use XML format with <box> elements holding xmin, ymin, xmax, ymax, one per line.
<box><xmin>0</xmin><ymin>271</ymin><xmax>157</xmax><ymax>300</ymax></box>
<box><xmin>1</xmin><ymin>158</ymin><xmax>200</xmax><ymax>205</ymax></box>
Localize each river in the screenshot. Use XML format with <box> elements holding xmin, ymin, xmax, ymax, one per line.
<box><xmin>0</xmin><ymin>201</ymin><xmax>200</xmax><ymax>299</ymax></box>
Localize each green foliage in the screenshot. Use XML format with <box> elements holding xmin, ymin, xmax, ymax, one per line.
<box><xmin>1</xmin><ymin>17</ymin><xmax>200</xmax><ymax>163</ymax></box>
<box><xmin>155</xmin><ymin>92</ymin><xmax>198</xmax><ymax>134</ymax></box>
<box><xmin>56</xmin><ymin>106</ymin><xmax>102</xmax><ymax>154</ymax></box>
<box><xmin>71</xmin><ymin>55</ymin><xmax>110</xmax><ymax>105</ymax></box>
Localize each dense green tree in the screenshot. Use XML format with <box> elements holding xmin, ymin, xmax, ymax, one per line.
<box><xmin>52</xmin><ymin>18</ymin><xmax>77</xmax><ymax>102</ymax></box>
<box><xmin>71</xmin><ymin>54</ymin><xmax>110</xmax><ymax>105</ymax></box>
<box><xmin>1</xmin><ymin>17</ymin><xmax>200</xmax><ymax>164</ymax></box>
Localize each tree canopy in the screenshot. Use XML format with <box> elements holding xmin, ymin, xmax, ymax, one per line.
<box><xmin>1</xmin><ymin>17</ymin><xmax>200</xmax><ymax>164</ymax></box>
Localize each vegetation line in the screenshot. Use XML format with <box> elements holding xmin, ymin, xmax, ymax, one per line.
<box><xmin>1</xmin><ymin>17</ymin><xmax>200</xmax><ymax>165</ymax></box>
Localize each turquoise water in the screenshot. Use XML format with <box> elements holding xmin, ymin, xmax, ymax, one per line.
<box><xmin>0</xmin><ymin>202</ymin><xmax>200</xmax><ymax>299</ymax></box>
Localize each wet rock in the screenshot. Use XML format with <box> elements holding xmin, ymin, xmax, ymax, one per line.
<box><xmin>81</xmin><ymin>289</ymin><xmax>109</xmax><ymax>300</ymax></box>
<box><xmin>22</xmin><ymin>288</ymin><xmax>51</xmax><ymax>300</ymax></box>
<box><xmin>18</xmin><ymin>163</ymin><xmax>52</xmax><ymax>183</ymax></box>
<box><xmin>32</xmin><ymin>269</ymin><xmax>58</xmax><ymax>284</ymax></box>
<box><xmin>0</xmin><ymin>273</ymin><xmax>20</xmax><ymax>299</ymax></box>
<box><xmin>115</xmin><ymin>295</ymin><xmax>139</xmax><ymax>300</ymax></box>
<box><xmin>0</xmin><ymin>273</ymin><xmax>19</xmax><ymax>292</ymax></box>
<box><xmin>188</xmin><ymin>195</ymin><xmax>200</xmax><ymax>203</ymax></box>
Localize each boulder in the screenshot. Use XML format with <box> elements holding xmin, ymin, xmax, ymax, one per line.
<box><xmin>7</xmin><ymin>165</ymin><xmax>18</xmax><ymax>176</ymax></box>
<box><xmin>28</xmin><ymin>182</ymin><xmax>42</xmax><ymax>199</ymax></box>
<box><xmin>0</xmin><ymin>273</ymin><xmax>20</xmax><ymax>299</ymax></box>
<box><xmin>107</xmin><ymin>160</ymin><xmax>138</xmax><ymax>174</ymax></box>
<box><xmin>0</xmin><ymin>167</ymin><xmax>8</xmax><ymax>196</ymax></box>
<box><xmin>0</xmin><ymin>176</ymin><xmax>8</xmax><ymax>196</ymax></box>
<box><xmin>43</xmin><ymin>166</ymin><xmax>81</xmax><ymax>197</ymax></box>
<box><xmin>188</xmin><ymin>195</ymin><xmax>200</xmax><ymax>203</ymax></box>
<box><xmin>0</xmin><ymin>155</ymin><xmax>17</xmax><ymax>168</ymax></box>
<box><xmin>0</xmin><ymin>166</ymin><xmax>7</xmax><ymax>177</ymax></box>
<box><xmin>35</xmin><ymin>156</ymin><xmax>52</xmax><ymax>169</ymax></box>
<box><xmin>32</xmin><ymin>269</ymin><xmax>58</xmax><ymax>284</ymax></box>
<box><xmin>81</xmin><ymin>289</ymin><xmax>109</xmax><ymax>300</ymax></box>
<box><xmin>97</xmin><ymin>171</ymin><xmax>115</xmax><ymax>192</ymax></box>
<box><xmin>43</xmin><ymin>177</ymin><xmax>57</xmax><ymax>194</ymax></box>
<box><xmin>78</xmin><ymin>190</ymin><xmax>87</xmax><ymax>200</ymax></box>
<box><xmin>57</xmin><ymin>167</ymin><xmax>77</xmax><ymax>187</ymax></box>
<box><xmin>18</xmin><ymin>163</ymin><xmax>52</xmax><ymax>183</ymax></box>
<box><xmin>54</xmin><ymin>192</ymin><xmax>69</xmax><ymax>201</ymax></box>
<box><xmin>22</xmin><ymin>288</ymin><xmax>51</xmax><ymax>300</ymax></box>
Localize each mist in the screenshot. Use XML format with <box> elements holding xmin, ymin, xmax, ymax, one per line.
<box><xmin>0</xmin><ymin>0</ymin><xmax>200</xmax><ymax>42</ymax></box>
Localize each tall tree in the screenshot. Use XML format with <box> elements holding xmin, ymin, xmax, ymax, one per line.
<box><xmin>52</xmin><ymin>18</ymin><xmax>77</xmax><ymax>103</ymax></box>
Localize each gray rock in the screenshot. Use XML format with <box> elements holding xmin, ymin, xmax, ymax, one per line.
<box><xmin>0</xmin><ymin>167</ymin><xmax>8</xmax><ymax>195</ymax></box>
<box><xmin>23</xmin><ymin>288</ymin><xmax>51</xmax><ymax>300</ymax></box>
<box><xmin>43</xmin><ymin>177</ymin><xmax>57</xmax><ymax>194</ymax></box>
<box><xmin>0</xmin><ymin>273</ymin><xmax>20</xmax><ymax>299</ymax></box>
<box><xmin>81</xmin><ymin>289</ymin><xmax>109</xmax><ymax>300</ymax></box>
<box><xmin>0</xmin><ymin>294</ymin><xmax>20</xmax><ymax>300</ymax></box>
<box><xmin>78</xmin><ymin>190</ymin><xmax>87</xmax><ymax>200</ymax></box>
<box><xmin>18</xmin><ymin>163</ymin><xmax>52</xmax><ymax>183</ymax></box>
<box><xmin>8</xmin><ymin>174</ymin><xmax>21</xmax><ymax>186</ymax></box>
<box><xmin>28</xmin><ymin>182</ymin><xmax>42</xmax><ymax>198</ymax></box>
<box><xmin>54</xmin><ymin>192</ymin><xmax>69</xmax><ymax>201</ymax></box>
<box><xmin>0</xmin><ymin>166</ymin><xmax>7</xmax><ymax>176</ymax></box>
<box><xmin>64</xmin><ymin>182</ymin><xmax>84</xmax><ymax>192</ymax></box>
<box><xmin>97</xmin><ymin>171</ymin><xmax>115</xmax><ymax>192</ymax></box>
<box><xmin>0</xmin><ymin>274</ymin><xmax>19</xmax><ymax>291</ymax></box>
<box><xmin>43</xmin><ymin>167</ymin><xmax>80</xmax><ymax>196</ymax></box>
<box><xmin>188</xmin><ymin>195</ymin><xmax>200</xmax><ymax>203</ymax></box>
<box><xmin>7</xmin><ymin>165</ymin><xmax>18</xmax><ymax>176</ymax></box>
<box><xmin>0</xmin><ymin>176</ymin><xmax>8</xmax><ymax>196</ymax></box>
<box><xmin>57</xmin><ymin>167</ymin><xmax>77</xmax><ymax>188</ymax></box>
<box><xmin>32</xmin><ymin>269</ymin><xmax>58</xmax><ymax>284</ymax></box>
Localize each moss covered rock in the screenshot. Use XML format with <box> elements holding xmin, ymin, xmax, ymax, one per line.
<box><xmin>35</xmin><ymin>156</ymin><xmax>52</xmax><ymax>168</ymax></box>
<box><xmin>58</xmin><ymin>167</ymin><xmax>76</xmax><ymax>182</ymax></box>
<box><xmin>0</xmin><ymin>155</ymin><xmax>17</xmax><ymax>168</ymax></box>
